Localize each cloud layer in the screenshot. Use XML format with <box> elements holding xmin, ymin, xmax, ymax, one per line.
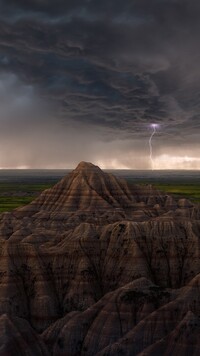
<box><xmin>0</xmin><ymin>0</ymin><xmax>199</xmax><ymax>168</ymax></box>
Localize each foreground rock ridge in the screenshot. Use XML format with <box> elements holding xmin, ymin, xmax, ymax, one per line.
<box><xmin>0</xmin><ymin>161</ymin><xmax>199</xmax><ymax>355</ymax></box>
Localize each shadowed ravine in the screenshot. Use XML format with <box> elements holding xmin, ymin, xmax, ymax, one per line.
<box><xmin>0</xmin><ymin>162</ymin><xmax>199</xmax><ymax>355</ymax></box>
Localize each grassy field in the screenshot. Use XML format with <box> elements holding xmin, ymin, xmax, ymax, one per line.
<box><xmin>0</xmin><ymin>183</ymin><xmax>54</xmax><ymax>213</ymax></box>
<box><xmin>153</xmin><ymin>183</ymin><xmax>200</xmax><ymax>203</ymax></box>
<box><xmin>124</xmin><ymin>176</ymin><xmax>200</xmax><ymax>205</ymax></box>
<box><xmin>0</xmin><ymin>180</ymin><xmax>199</xmax><ymax>213</ymax></box>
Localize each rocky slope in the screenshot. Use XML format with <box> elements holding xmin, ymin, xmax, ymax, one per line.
<box><xmin>0</xmin><ymin>162</ymin><xmax>199</xmax><ymax>355</ymax></box>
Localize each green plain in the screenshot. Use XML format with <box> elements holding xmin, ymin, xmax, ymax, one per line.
<box><xmin>0</xmin><ymin>181</ymin><xmax>199</xmax><ymax>213</ymax></box>
<box><xmin>0</xmin><ymin>183</ymin><xmax>54</xmax><ymax>213</ymax></box>
<box><xmin>153</xmin><ymin>183</ymin><xmax>200</xmax><ymax>203</ymax></box>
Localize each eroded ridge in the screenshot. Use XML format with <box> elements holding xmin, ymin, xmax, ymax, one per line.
<box><xmin>0</xmin><ymin>162</ymin><xmax>199</xmax><ymax>355</ymax></box>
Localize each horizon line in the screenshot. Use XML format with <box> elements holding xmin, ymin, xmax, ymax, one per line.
<box><xmin>0</xmin><ymin>168</ymin><xmax>199</xmax><ymax>171</ymax></box>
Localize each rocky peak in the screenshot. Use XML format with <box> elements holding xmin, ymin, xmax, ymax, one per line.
<box><xmin>13</xmin><ymin>162</ymin><xmax>196</xmax><ymax>223</ymax></box>
<box><xmin>74</xmin><ymin>161</ymin><xmax>101</xmax><ymax>173</ymax></box>
<box><xmin>15</xmin><ymin>162</ymin><xmax>134</xmax><ymax>216</ymax></box>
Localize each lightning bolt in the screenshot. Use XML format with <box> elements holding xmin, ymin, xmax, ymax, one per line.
<box><xmin>149</xmin><ymin>124</ymin><xmax>158</xmax><ymax>170</ymax></box>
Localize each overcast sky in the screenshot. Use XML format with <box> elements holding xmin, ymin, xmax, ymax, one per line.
<box><xmin>0</xmin><ymin>0</ymin><xmax>199</xmax><ymax>169</ymax></box>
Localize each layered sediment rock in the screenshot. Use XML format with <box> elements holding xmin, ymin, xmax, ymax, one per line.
<box><xmin>0</xmin><ymin>314</ymin><xmax>49</xmax><ymax>356</ymax></box>
<box><xmin>0</xmin><ymin>162</ymin><xmax>199</xmax><ymax>355</ymax></box>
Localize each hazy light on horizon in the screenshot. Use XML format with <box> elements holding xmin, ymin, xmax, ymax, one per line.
<box><xmin>0</xmin><ymin>154</ymin><xmax>200</xmax><ymax>170</ymax></box>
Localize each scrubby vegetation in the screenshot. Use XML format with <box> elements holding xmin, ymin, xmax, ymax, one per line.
<box><xmin>0</xmin><ymin>183</ymin><xmax>54</xmax><ymax>212</ymax></box>
<box><xmin>126</xmin><ymin>178</ymin><xmax>200</xmax><ymax>204</ymax></box>
<box><xmin>153</xmin><ymin>183</ymin><xmax>200</xmax><ymax>203</ymax></box>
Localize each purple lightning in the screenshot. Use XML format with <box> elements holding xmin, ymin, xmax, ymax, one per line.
<box><xmin>149</xmin><ymin>123</ymin><xmax>159</xmax><ymax>170</ymax></box>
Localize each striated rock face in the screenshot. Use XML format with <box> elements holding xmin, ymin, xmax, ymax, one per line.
<box><xmin>0</xmin><ymin>162</ymin><xmax>199</xmax><ymax>355</ymax></box>
<box><xmin>139</xmin><ymin>310</ymin><xmax>200</xmax><ymax>356</ymax></box>
<box><xmin>0</xmin><ymin>314</ymin><xmax>49</xmax><ymax>356</ymax></box>
<box><xmin>15</xmin><ymin>161</ymin><xmax>135</xmax><ymax>216</ymax></box>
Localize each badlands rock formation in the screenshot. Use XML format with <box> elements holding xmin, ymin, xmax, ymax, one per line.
<box><xmin>0</xmin><ymin>162</ymin><xmax>199</xmax><ymax>355</ymax></box>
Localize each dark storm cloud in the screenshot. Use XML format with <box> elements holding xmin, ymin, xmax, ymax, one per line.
<box><xmin>0</xmin><ymin>0</ymin><xmax>199</xmax><ymax>167</ymax></box>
